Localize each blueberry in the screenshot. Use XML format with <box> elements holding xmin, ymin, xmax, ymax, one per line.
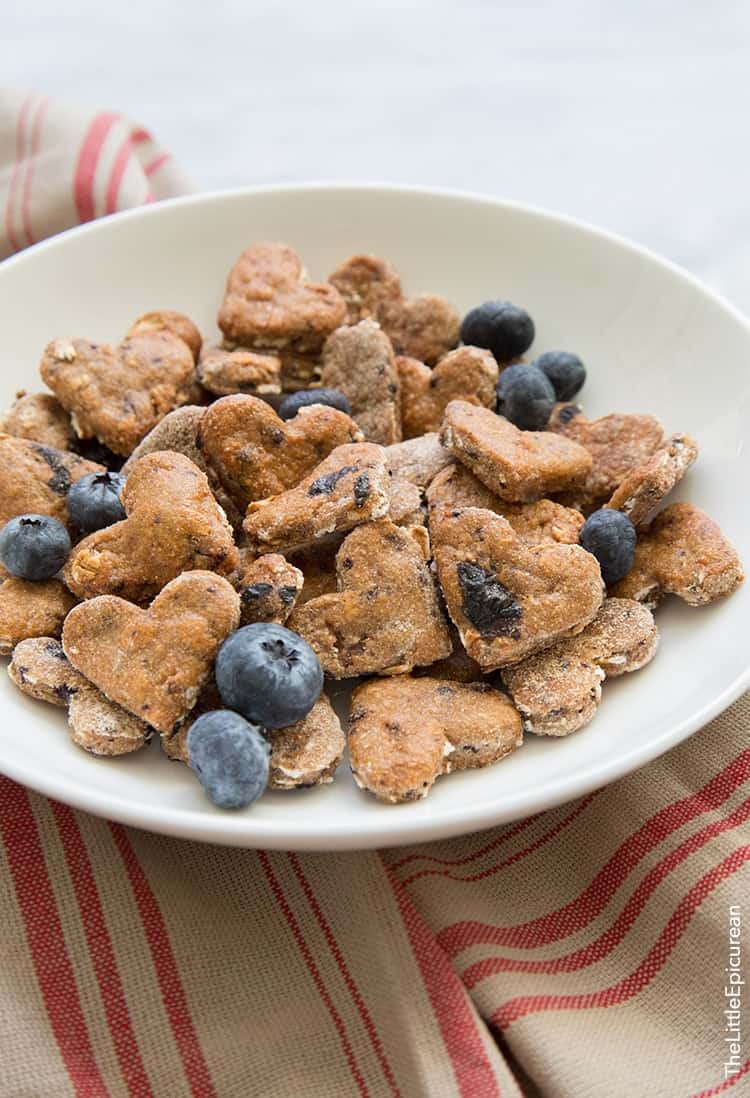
<box><xmin>460</xmin><ymin>300</ymin><xmax>535</xmax><ymax>361</ymax></box>
<box><xmin>0</xmin><ymin>514</ymin><xmax>71</xmax><ymax>580</ymax></box>
<box><xmin>496</xmin><ymin>362</ymin><xmax>533</xmax><ymax>412</ymax></box>
<box><xmin>67</xmin><ymin>472</ymin><xmax>126</xmax><ymax>532</ymax></box>
<box><xmin>500</xmin><ymin>366</ymin><xmax>555</xmax><ymax>430</ymax></box>
<box><xmin>215</xmin><ymin>623</ymin><xmax>323</xmax><ymax>729</ymax></box>
<box><xmin>187</xmin><ymin>710</ymin><xmax>270</xmax><ymax>809</ymax></box>
<box><xmin>580</xmin><ymin>509</ymin><xmax>637</xmax><ymax>585</ymax></box>
<box><xmin>533</xmin><ymin>351</ymin><xmax>586</xmax><ymax>402</ymax></box>
<box><xmin>278</xmin><ymin>388</ymin><xmax>352</xmax><ymax>421</ymax></box>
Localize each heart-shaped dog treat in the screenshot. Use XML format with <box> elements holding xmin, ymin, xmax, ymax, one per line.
<box><xmin>397</xmin><ymin>346</ymin><xmax>498</xmax><ymax>438</ymax></box>
<box><xmin>606</xmin><ymin>433</ymin><xmax>698</xmax><ymax>527</ymax></box>
<box><xmin>0</xmin><ymin>564</ymin><xmax>77</xmax><ymax>655</ymax></box>
<box><xmin>243</xmin><ymin>442</ymin><xmax>390</xmax><ymax>554</ymax></box>
<box><xmin>64</xmin><ymin>451</ymin><xmax>239</xmax><ymax>602</ymax></box>
<box><xmin>320</xmin><ymin>319</ymin><xmax>402</xmax><ymax>444</ymax></box>
<box><xmin>199</xmin><ymin>394</ymin><xmax>363</xmax><ymax>510</ymax></box>
<box><xmin>503</xmin><ymin>598</ymin><xmax>658</xmax><ymax>736</ymax></box>
<box><xmin>0</xmin><ymin>392</ymin><xmax>75</xmax><ymax>451</ymax></box>
<box><xmin>40</xmin><ymin>315</ymin><xmax>199</xmax><ymax>456</ymax></box>
<box><xmin>9</xmin><ymin>637</ymin><xmax>152</xmax><ymax>756</ymax></box>
<box><xmin>329</xmin><ymin>254</ymin><xmax>403</xmax><ymax>324</ymax></box>
<box><xmin>63</xmin><ymin>570</ymin><xmax>240</xmax><ymax>735</ymax></box>
<box><xmin>128</xmin><ymin>310</ymin><xmax>203</xmax><ymax>363</ymax></box>
<box><xmin>0</xmin><ymin>434</ymin><xmax>104</xmax><ymax>530</ymax></box>
<box><xmin>440</xmin><ymin>400</ymin><xmax>592</xmax><ymax>502</ymax></box>
<box><xmin>288</xmin><ymin>518</ymin><xmax>451</xmax><ymax>677</ymax></box>
<box><xmin>196</xmin><ymin>346</ymin><xmax>282</xmax><ymax>397</ymax></box>
<box><xmin>427</xmin><ymin>462</ymin><xmax>584</xmax><ymax>544</ymax></box>
<box><xmin>610</xmin><ymin>503</ymin><xmax>744</xmax><ymax>607</ymax></box>
<box><xmin>218</xmin><ymin>242</ymin><xmax>346</xmax><ymax>354</ymax></box>
<box><xmin>348</xmin><ymin>675</ymin><xmax>522</xmax><ymax>803</ymax></box>
<box><xmin>547</xmin><ymin>403</ymin><xmax>664</xmax><ymax>506</ymax></box>
<box><xmin>432</xmin><ymin>506</ymin><xmax>603</xmax><ymax>670</ymax></box>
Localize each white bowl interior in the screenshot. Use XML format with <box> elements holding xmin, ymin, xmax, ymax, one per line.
<box><xmin>0</xmin><ymin>185</ymin><xmax>748</xmax><ymax>849</ymax></box>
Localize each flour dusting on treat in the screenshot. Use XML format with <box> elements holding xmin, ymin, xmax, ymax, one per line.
<box><xmin>427</xmin><ymin>462</ymin><xmax>584</xmax><ymax>544</ymax></box>
<box><xmin>197</xmin><ymin>345</ymin><xmax>282</xmax><ymax>397</ymax></box>
<box><xmin>431</xmin><ymin>506</ymin><xmax>603</xmax><ymax>670</ymax></box>
<box><xmin>384</xmin><ymin>432</ymin><xmax>452</xmax><ymax>487</ymax></box>
<box><xmin>289</xmin><ymin>519</ymin><xmax>451</xmax><ymax>678</ymax></box>
<box><xmin>0</xmin><ymin>434</ymin><xmax>105</xmax><ymax>531</ymax></box>
<box><xmin>0</xmin><ymin>392</ymin><xmax>75</xmax><ymax>451</ymax></box>
<box><xmin>267</xmin><ymin>693</ymin><xmax>345</xmax><ymax>789</ymax></box>
<box><xmin>606</xmin><ymin>433</ymin><xmax>698</xmax><ymax>527</ymax></box>
<box><xmin>503</xmin><ymin>598</ymin><xmax>658</xmax><ymax>737</ymax></box>
<box><xmin>64</xmin><ymin>451</ymin><xmax>238</xmax><ymax>602</ymax></box>
<box><xmin>218</xmin><ymin>242</ymin><xmax>346</xmax><ymax>354</ymax></box>
<box><xmin>9</xmin><ymin>637</ymin><xmax>152</xmax><ymax>756</ymax></box>
<box><xmin>388</xmin><ymin>477</ymin><xmax>424</xmax><ymax>528</ymax></box>
<box><xmin>0</xmin><ymin>564</ymin><xmax>77</xmax><ymax>656</ymax></box>
<box><xmin>243</xmin><ymin>442</ymin><xmax>390</xmax><ymax>555</ymax></box>
<box><xmin>397</xmin><ymin>346</ymin><xmax>498</xmax><ymax>438</ymax></box>
<box><xmin>199</xmin><ymin>393</ymin><xmax>363</xmax><ymax>511</ymax></box>
<box><xmin>440</xmin><ymin>400</ymin><xmax>592</xmax><ymax>502</ymax></box>
<box><xmin>320</xmin><ymin>319</ymin><xmax>402</xmax><ymax>445</ymax></box>
<box><xmin>611</xmin><ymin>502</ymin><xmax>744</xmax><ymax>607</ymax></box>
<box><xmin>348</xmin><ymin>675</ymin><xmax>522</xmax><ymax>803</ymax></box>
<box><xmin>234</xmin><ymin>551</ymin><xmax>303</xmax><ymax>626</ymax></box>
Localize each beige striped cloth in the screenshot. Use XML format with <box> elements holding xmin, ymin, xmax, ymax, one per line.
<box><xmin>0</xmin><ymin>88</ymin><xmax>748</xmax><ymax>1098</ymax></box>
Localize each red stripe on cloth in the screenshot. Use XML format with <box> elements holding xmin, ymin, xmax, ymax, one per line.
<box><xmin>389</xmin><ymin>811</ymin><xmax>542</xmax><ymax>874</ymax></box>
<box><xmin>130</xmin><ymin>128</ymin><xmax>153</xmax><ymax>145</ymax></box>
<box><xmin>20</xmin><ymin>95</ymin><xmax>50</xmax><ymax>246</ymax></box>
<box><xmin>257</xmin><ymin>853</ymin><xmax>369</xmax><ymax>1097</ymax></box>
<box><xmin>403</xmin><ymin>791</ymin><xmax>598</xmax><ymax>888</ymax></box>
<box><xmin>689</xmin><ymin>1058</ymin><xmax>750</xmax><ymax>1097</ymax></box>
<box><xmin>109</xmin><ymin>825</ymin><xmax>217</xmax><ymax>1098</ymax></box>
<box><xmin>287</xmin><ymin>854</ymin><xmax>402</xmax><ymax>1097</ymax></box>
<box><xmin>492</xmin><ymin>843</ymin><xmax>750</xmax><ymax>1029</ymax></box>
<box><xmin>439</xmin><ymin>746</ymin><xmax>750</xmax><ymax>957</ymax></box>
<box><xmin>387</xmin><ymin>873</ymin><xmax>501</xmax><ymax>1098</ymax></box>
<box><xmin>0</xmin><ymin>778</ymin><xmax>110</xmax><ymax>1097</ymax></box>
<box><xmin>51</xmin><ymin>804</ymin><xmax>155</xmax><ymax>1098</ymax></box>
<box><xmin>144</xmin><ymin>152</ymin><xmax>171</xmax><ymax>178</ymax></box>
<box><xmin>4</xmin><ymin>93</ymin><xmax>34</xmax><ymax>253</ymax></box>
<box><xmin>73</xmin><ymin>112</ymin><xmax>119</xmax><ymax>224</ymax></box>
<box><xmin>104</xmin><ymin>135</ymin><xmax>135</xmax><ymax>215</ymax></box>
<box><xmin>464</xmin><ymin>795</ymin><xmax>750</xmax><ymax>986</ymax></box>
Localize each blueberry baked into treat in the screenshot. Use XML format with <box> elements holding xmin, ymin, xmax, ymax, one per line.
<box><xmin>1</xmin><ymin>253</ymin><xmax>743</xmax><ymax>808</ymax></box>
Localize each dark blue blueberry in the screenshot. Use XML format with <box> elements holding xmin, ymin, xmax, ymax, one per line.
<box><xmin>66</xmin><ymin>472</ymin><xmax>126</xmax><ymax>533</ymax></box>
<box><xmin>460</xmin><ymin>300</ymin><xmax>535</xmax><ymax>362</ymax></box>
<box><xmin>187</xmin><ymin>710</ymin><xmax>270</xmax><ymax>809</ymax></box>
<box><xmin>496</xmin><ymin>362</ymin><xmax>533</xmax><ymax>411</ymax></box>
<box><xmin>278</xmin><ymin>388</ymin><xmax>352</xmax><ymax>421</ymax></box>
<box><xmin>0</xmin><ymin>514</ymin><xmax>71</xmax><ymax>580</ymax></box>
<box><xmin>216</xmin><ymin>623</ymin><xmax>323</xmax><ymax>729</ymax></box>
<box><xmin>500</xmin><ymin>366</ymin><xmax>555</xmax><ymax>430</ymax></box>
<box><xmin>533</xmin><ymin>351</ymin><xmax>586</xmax><ymax>402</ymax></box>
<box><xmin>580</xmin><ymin>509</ymin><xmax>637</xmax><ymax>585</ymax></box>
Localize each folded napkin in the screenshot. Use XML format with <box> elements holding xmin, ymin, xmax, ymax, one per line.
<box><xmin>1</xmin><ymin>89</ymin><xmax>748</xmax><ymax>1098</ymax></box>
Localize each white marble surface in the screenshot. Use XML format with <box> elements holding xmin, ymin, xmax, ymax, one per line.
<box><xmin>5</xmin><ymin>0</ymin><xmax>750</xmax><ymax>311</ymax></box>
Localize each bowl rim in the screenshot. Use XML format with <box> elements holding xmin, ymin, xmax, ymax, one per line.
<box><xmin>1</xmin><ymin>181</ymin><xmax>749</xmax><ymax>850</ymax></box>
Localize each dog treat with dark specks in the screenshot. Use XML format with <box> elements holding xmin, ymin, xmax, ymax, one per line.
<box><xmin>320</xmin><ymin>319</ymin><xmax>402</xmax><ymax>445</ymax></box>
<box><xmin>0</xmin><ymin>433</ymin><xmax>105</xmax><ymax>531</ymax></box>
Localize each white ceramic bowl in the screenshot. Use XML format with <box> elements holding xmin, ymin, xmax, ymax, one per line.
<box><xmin>1</xmin><ymin>185</ymin><xmax>748</xmax><ymax>850</ymax></box>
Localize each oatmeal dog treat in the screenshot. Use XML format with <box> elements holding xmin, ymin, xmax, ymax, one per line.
<box><xmin>503</xmin><ymin>598</ymin><xmax>658</xmax><ymax>737</ymax></box>
<box><xmin>199</xmin><ymin>394</ymin><xmax>363</xmax><ymax>510</ymax></box>
<box><xmin>440</xmin><ymin>401</ymin><xmax>592</xmax><ymax>502</ymax></box>
<box><xmin>40</xmin><ymin>317</ymin><xmax>198</xmax><ymax>456</ymax></box>
<box><xmin>611</xmin><ymin>502</ymin><xmax>744</xmax><ymax>607</ymax></box>
<box><xmin>289</xmin><ymin>519</ymin><xmax>451</xmax><ymax>677</ymax></box>
<box><xmin>320</xmin><ymin>320</ymin><xmax>402</xmax><ymax>445</ymax></box>
<box><xmin>244</xmin><ymin>442</ymin><xmax>390</xmax><ymax>554</ymax></box>
<box><xmin>218</xmin><ymin>242</ymin><xmax>346</xmax><ymax>354</ymax></box>
<box><xmin>235</xmin><ymin>552</ymin><xmax>303</xmax><ymax>625</ymax></box>
<box><xmin>348</xmin><ymin>675</ymin><xmax>522</xmax><ymax>803</ymax></box>
<box><xmin>127</xmin><ymin>310</ymin><xmax>203</xmax><ymax>363</ymax></box>
<box><xmin>0</xmin><ymin>564</ymin><xmax>77</xmax><ymax>655</ymax></box>
<box><xmin>388</xmin><ymin>477</ymin><xmax>424</xmax><ymax>528</ymax></box>
<box><xmin>0</xmin><ymin>392</ymin><xmax>75</xmax><ymax>451</ymax></box>
<box><xmin>547</xmin><ymin>403</ymin><xmax>664</xmax><ymax>505</ymax></box>
<box><xmin>432</xmin><ymin>507</ymin><xmax>603</xmax><ymax>670</ymax></box>
<box><xmin>427</xmin><ymin>463</ymin><xmax>584</xmax><ymax>544</ymax></box>
<box><xmin>64</xmin><ymin>452</ymin><xmax>238</xmax><ymax>602</ymax></box>
<box><xmin>9</xmin><ymin>637</ymin><xmax>152</xmax><ymax>756</ymax></box>
<box><xmin>197</xmin><ymin>346</ymin><xmax>282</xmax><ymax>397</ymax></box>
<box><xmin>384</xmin><ymin>432</ymin><xmax>452</xmax><ymax>486</ymax></box>
<box><xmin>267</xmin><ymin>692</ymin><xmax>345</xmax><ymax>789</ymax></box>
<box><xmin>397</xmin><ymin>346</ymin><xmax>498</xmax><ymax>438</ymax></box>
<box><xmin>63</xmin><ymin>570</ymin><xmax>240</xmax><ymax>735</ymax></box>
<box><xmin>329</xmin><ymin>254</ymin><xmax>403</xmax><ymax>324</ymax></box>
<box><xmin>606</xmin><ymin>433</ymin><xmax>698</xmax><ymax>527</ymax></box>
<box><xmin>0</xmin><ymin>434</ymin><xmax>104</xmax><ymax>531</ymax></box>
